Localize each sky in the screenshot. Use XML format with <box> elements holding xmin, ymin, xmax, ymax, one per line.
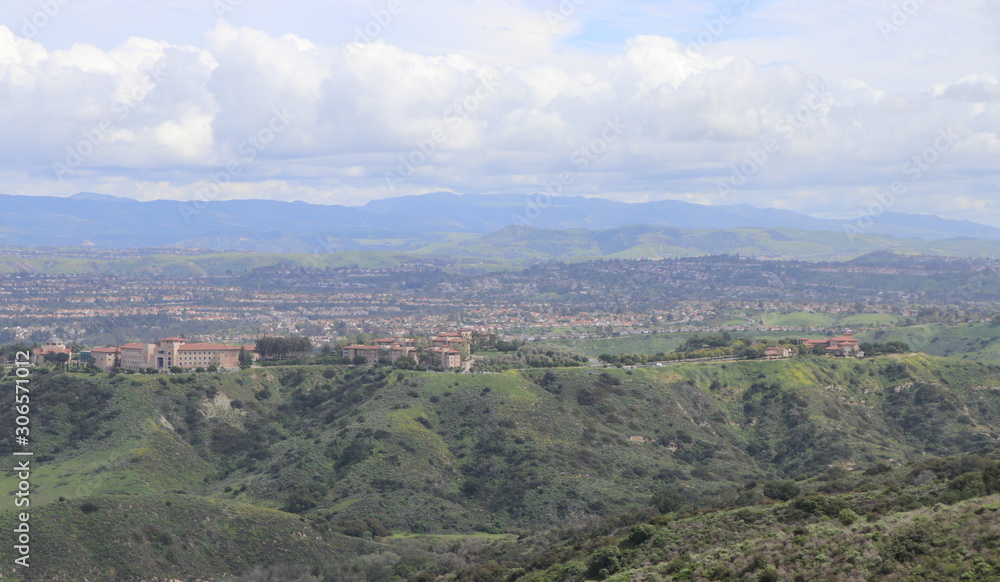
<box><xmin>0</xmin><ymin>0</ymin><xmax>998</xmax><ymax>226</ymax></box>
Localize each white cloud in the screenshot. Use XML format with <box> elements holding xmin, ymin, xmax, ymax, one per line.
<box><xmin>0</xmin><ymin>0</ymin><xmax>997</xmax><ymax>225</ymax></box>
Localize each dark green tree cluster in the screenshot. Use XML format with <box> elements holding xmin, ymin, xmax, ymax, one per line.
<box><xmin>254</xmin><ymin>336</ymin><xmax>313</xmax><ymax>359</ymax></box>
<box><xmin>858</xmin><ymin>341</ymin><xmax>910</xmax><ymax>356</ymax></box>
<box><xmin>0</xmin><ymin>343</ymin><xmax>33</xmax><ymax>363</ymax></box>
<box><xmin>679</xmin><ymin>332</ymin><xmax>733</xmax><ymax>352</ymax></box>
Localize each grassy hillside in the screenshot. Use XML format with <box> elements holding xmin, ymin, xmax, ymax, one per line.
<box><xmin>435</xmin><ymin>455</ymin><xmax>1000</xmax><ymax>582</ymax></box>
<box><xmin>416</xmin><ymin>226</ymin><xmax>1000</xmax><ymax>263</ymax></box>
<box><xmin>0</xmin><ymin>251</ymin><xmax>427</xmax><ymax>276</ymax></box>
<box><xmin>0</xmin><ymin>493</ymin><xmax>378</xmax><ymax>581</ymax></box>
<box><xmin>9</xmin><ymin>224</ymin><xmax>1000</xmax><ymax>274</ymax></box>
<box><xmin>2</xmin><ymin>355</ymin><xmax>999</xmax><ymax>580</ymax></box>
<box><xmin>859</xmin><ymin>323</ymin><xmax>1000</xmax><ymax>363</ymax></box>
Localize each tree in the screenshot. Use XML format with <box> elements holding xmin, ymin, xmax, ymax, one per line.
<box><xmin>50</xmin><ymin>352</ymin><xmax>71</xmax><ymax>369</ymax></box>
<box><xmin>470</xmin><ymin>331</ymin><xmax>498</xmax><ymax>353</ymax></box>
<box><xmin>652</xmin><ymin>487</ymin><xmax>687</xmax><ymax>514</ymax></box>
<box><xmin>762</xmin><ymin>480</ymin><xmax>800</xmax><ymax>501</ymax></box>
<box><xmin>586</xmin><ymin>546</ymin><xmax>622</xmax><ymax>579</ymax></box>
<box><xmin>238</xmin><ymin>347</ymin><xmax>253</xmax><ymax>369</ymax></box>
<box><xmin>394</xmin><ymin>356</ymin><xmax>416</xmax><ymax>370</ymax></box>
<box><xmin>255</xmin><ymin>336</ymin><xmax>313</xmax><ymax>360</ymax></box>
<box><xmin>282</xmin><ymin>486</ymin><xmax>317</xmax><ymax>514</ymax></box>
<box><xmin>984</xmin><ymin>462</ymin><xmax>1000</xmax><ymax>494</ymax></box>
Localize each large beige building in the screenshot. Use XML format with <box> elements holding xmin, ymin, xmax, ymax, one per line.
<box><xmin>428</xmin><ymin>346</ymin><xmax>461</xmax><ymax>368</ymax></box>
<box><xmin>343</xmin><ymin>339</ymin><xmax>416</xmax><ymax>365</ymax></box>
<box><xmin>344</xmin><ymin>332</ymin><xmax>468</xmax><ymax>369</ymax></box>
<box><xmin>90</xmin><ymin>347</ymin><xmax>119</xmax><ymax>371</ymax></box>
<box><xmin>97</xmin><ymin>337</ymin><xmax>249</xmax><ymax>372</ymax></box>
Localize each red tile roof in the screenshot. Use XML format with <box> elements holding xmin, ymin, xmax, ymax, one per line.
<box><xmin>35</xmin><ymin>347</ymin><xmax>72</xmax><ymax>354</ymax></box>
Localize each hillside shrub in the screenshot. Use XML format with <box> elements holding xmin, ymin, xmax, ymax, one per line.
<box><xmin>838</xmin><ymin>508</ymin><xmax>859</xmax><ymax>526</ymax></box>
<box><xmin>941</xmin><ymin>471</ymin><xmax>986</xmax><ymax>504</ymax></box>
<box><xmin>884</xmin><ymin>525</ymin><xmax>932</xmax><ymax>562</ymax></box>
<box><xmin>586</xmin><ymin>546</ymin><xmax>621</xmax><ymax>579</ymax></box>
<box><xmin>763</xmin><ymin>480</ymin><xmax>800</xmax><ymax>502</ymax></box>
<box><xmin>984</xmin><ymin>461</ymin><xmax>1000</xmax><ymax>494</ymax></box>
<box><xmin>652</xmin><ymin>487</ymin><xmax>687</xmax><ymax>514</ymax></box>
<box><xmin>282</xmin><ymin>486</ymin><xmax>318</xmax><ymax>514</ymax></box>
<box><xmin>621</xmin><ymin>524</ymin><xmax>656</xmax><ymax>547</ymax></box>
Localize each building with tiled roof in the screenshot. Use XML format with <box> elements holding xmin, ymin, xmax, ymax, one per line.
<box><xmin>798</xmin><ymin>332</ymin><xmax>864</xmax><ymax>357</ymax></box>
<box><xmin>428</xmin><ymin>346</ymin><xmax>461</xmax><ymax>368</ymax></box>
<box><xmin>343</xmin><ymin>343</ymin><xmax>416</xmax><ymax>365</ymax></box>
<box><xmin>97</xmin><ymin>338</ymin><xmax>253</xmax><ymax>371</ymax></box>
<box><xmin>32</xmin><ymin>338</ymin><xmax>73</xmax><ymax>365</ymax></box>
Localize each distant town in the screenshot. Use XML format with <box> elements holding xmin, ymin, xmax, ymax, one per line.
<box><xmin>2</xmin><ymin>255</ymin><xmax>997</xmax><ymax>357</ymax></box>
<box><xmin>26</xmin><ymin>330</ymin><xmax>477</xmax><ymax>372</ymax></box>
<box><xmin>18</xmin><ymin>327</ymin><xmax>903</xmax><ymax>378</ymax></box>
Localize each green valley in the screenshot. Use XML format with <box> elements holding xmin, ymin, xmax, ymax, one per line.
<box><xmin>2</xmin><ymin>354</ymin><xmax>999</xmax><ymax>580</ymax></box>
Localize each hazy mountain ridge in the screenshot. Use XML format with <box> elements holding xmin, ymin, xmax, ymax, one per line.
<box><xmin>3</xmin><ymin>192</ymin><xmax>1000</xmax><ymax>252</ymax></box>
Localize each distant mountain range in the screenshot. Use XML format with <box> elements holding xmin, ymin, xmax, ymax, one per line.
<box><xmin>2</xmin><ymin>191</ymin><xmax>999</xmax><ymax>256</ymax></box>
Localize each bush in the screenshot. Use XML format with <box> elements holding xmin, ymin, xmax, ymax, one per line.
<box><xmin>941</xmin><ymin>471</ymin><xmax>986</xmax><ymax>504</ymax></box>
<box><xmin>622</xmin><ymin>524</ymin><xmax>656</xmax><ymax>547</ymax></box>
<box><xmin>586</xmin><ymin>546</ymin><xmax>622</xmax><ymax>579</ymax></box>
<box><xmin>884</xmin><ymin>525</ymin><xmax>931</xmax><ymax>562</ymax></box>
<box><xmin>762</xmin><ymin>480</ymin><xmax>800</xmax><ymax>502</ymax></box>
<box><xmin>282</xmin><ymin>486</ymin><xmax>318</xmax><ymax>514</ymax></box>
<box><xmin>984</xmin><ymin>461</ymin><xmax>1000</xmax><ymax>494</ymax></box>
<box><xmin>838</xmin><ymin>508</ymin><xmax>859</xmax><ymax>526</ymax></box>
<box><xmin>652</xmin><ymin>487</ymin><xmax>687</xmax><ymax>514</ymax></box>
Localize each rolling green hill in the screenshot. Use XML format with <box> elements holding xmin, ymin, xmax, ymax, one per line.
<box><xmin>414</xmin><ymin>225</ymin><xmax>1000</xmax><ymax>263</ymax></box>
<box><xmin>0</xmin><ymin>251</ymin><xmax>425</xmax><ymax>276</ymax></box>
<box><xmin>0</xmin><ymin>493</ymin><xmax>378</xmax><ymax>582</ymax></box>
<box><xmin>7</xmin><ymin>224</ymin><xmax>1000</xmax><ymax>275</ymax></box>
<box><xmin>859</xmin><ymin>323</ymin><xmax>1000</xmax><ymax>364</ymax></box>
<box><xmin>2</xmin><ymin>355</ymin><xmax>999</xmax><ymax>580</ymax></box>
<box><xmin>438</xmin><ymin>463</ymin><xmax>1000</xmax><ymax>582</ymax></box>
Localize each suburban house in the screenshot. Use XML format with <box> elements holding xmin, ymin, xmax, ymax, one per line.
<box><xmin>798</xmin><ymin>332</ymin><xmax>864</xmax><ymax>357</ymax></box>
<box><xmin>764</xmin><ymin>346</ymin><xmax>794</xmax><ymax>359</ymax></box>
